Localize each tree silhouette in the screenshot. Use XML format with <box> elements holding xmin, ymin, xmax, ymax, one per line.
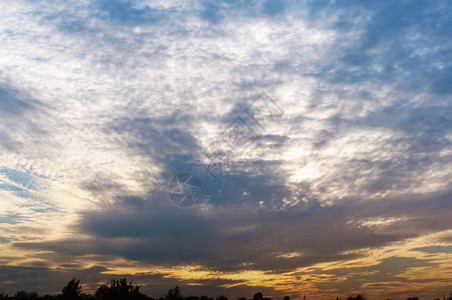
<box><xmin>346</xmin><ymin>295</ymin><xmax>365</xmax><ymax>300</ymax></box>
<box><xmin>62</xmin><ymin>279</ymin><xmax>82</xmax><ymax>300</ymax></box>
<box><xmin>253</xmin><ymin>293</ymin><xmax>263</xmax><ymax>300</ymax></box>
<box><xmin>1</xmin><ymin>279</ymin><xmax>428</xmax><ymax>300</ymax></box>
<box><xmin>252</xmin><ymin>293</ymin><xmax>272</xmax><ymax>300</ymax></box>
<box><xmin>111</xmin><ymin>278</ymin><xmax>139</xmax><ymax>297</ymax></box>
<box><xmin>95</xmin><ymin>285</ymin><xmax>110</xmax><ymax>300</ymax></box>
<box><xmin>165</xmin><ymin>287</ymin><xmax>182</xmax><ymax>300</ymax></box>
<box><xmin>94</xmin><ymin>278</ymin><xmax>147</xmax><ymax>300</ymax></box>
<box><xmin>14</xmin><ymin>291</ymin><xmax>38</xmax><ymax>300</ymax></box>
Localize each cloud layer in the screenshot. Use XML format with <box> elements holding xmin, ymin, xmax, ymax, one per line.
<box><xmin>0</xmin><ymin>1</ymin><xmax>451</xmax><ymax>299</ymax></box>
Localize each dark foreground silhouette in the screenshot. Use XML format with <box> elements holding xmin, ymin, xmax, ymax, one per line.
<box><xmin>0</xmin><ymin>278</ymin><xmax>289</xmax><ymax>300</ymax></box>
<box><xmin>0</xmin><ymin>278</ymin><xmax>448</xmax><ymax>300</ymax></box>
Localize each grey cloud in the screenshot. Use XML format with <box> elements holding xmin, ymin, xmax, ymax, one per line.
<box><xmin>315</xmin><ymin>256</ymin><xmax>434</xmax><ymax>294</ymax></box>
<box><xmin>105</xmin><ymin>115</ymin><xmax>202</xmax><ymax>185</ymax></box>
<box><xmin>307</xmin><ymin>0</ymin><xmax>452</xmax><ymax>97</ymax></box>
<box><xmin>0</xmin><ymin>265</ymin><xmax>165</xmax><ymax>297</ymax></box>
<box><xmin>18</xmin><ymin>186</ymin><xmax>449</xmax><ymax>273</ymax></box>
<box><xmin>0</xmin><ymin>83</ymin><xmax>53</xmax><ymax>155</ymax></box>
<box><xmin>108</xmin><ymin>116</ymin><xmax>200</xmax><ymax>158</ymax></box>
<box><xmin>0</xmin><ymin>86</ymin><xmax>32</xmax><ymax>115</ymax></box>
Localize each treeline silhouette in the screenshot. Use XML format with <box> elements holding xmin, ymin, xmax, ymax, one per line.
<box><xmin>0</xmin><ymin>278</ymin><xmax>292</xmax><ymax>300</ymax></box>
<box><xmin>1</xmin><ymin>279</ymin><xmax>447</xmax><ymax>300</ymax></box>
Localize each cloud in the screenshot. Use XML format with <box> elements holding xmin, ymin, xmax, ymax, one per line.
<box><xmin>0</xmin><ymin>0</ymin><xmax>452</xmax><ymax>299</ymax></box>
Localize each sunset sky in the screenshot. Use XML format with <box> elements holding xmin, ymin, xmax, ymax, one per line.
<box><xmin>1</xmin><ymin>1</ymin><xmax>452</xmax><ymax>299</ymax></box>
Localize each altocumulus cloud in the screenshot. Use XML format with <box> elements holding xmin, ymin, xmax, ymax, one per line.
<box><xmin>0</xmin><ymin>0</ymin><xmax>452</xmax><ymax>299</ymax></box>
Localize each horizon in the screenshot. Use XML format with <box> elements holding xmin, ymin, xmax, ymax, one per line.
<box><xmin>1</xmin><ymin>277</ymin><xmax>451</xmax><ymax>300</ymax></box>
<box><xmin>0</xmin><ymin>1</ymin><xmax>452</xmax><ymax>300</ymax></box>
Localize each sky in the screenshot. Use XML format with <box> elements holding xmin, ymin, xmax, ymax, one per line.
<box><xmin>0</xmin><ymin>0</ymin><xmax>452</xmax><ymax>299</ymax></box>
